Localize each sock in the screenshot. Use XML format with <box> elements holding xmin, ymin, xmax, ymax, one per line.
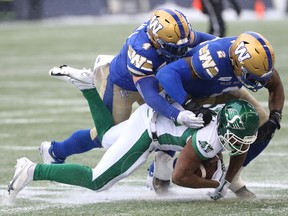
<box><xmin>33</xmin><ymin>163</ymin><xmax>96</xmax><ymax>190</ymax></box>
<box><xmin>243</xmin><ymin>139</ymin><xmax>270</xmax><ymax>166</ymax></box>
<box><xmin>52</xmin><ymin>129</ymin><xmax>101</xmax><ymax>159</ymax></box>
<box><xmin>81</xmin><ymin>88</ymin><xmax>114</xmax><ymax>141</ymax></box>
<box><xmin>28</xmin><ymin>164</ymin><xmax>36</xmax><ymax>181</ymax></box>
<box><xmin>229</xmin><ymin>167</ymin><xmax>244</xmax><ymax>192</ymax></box>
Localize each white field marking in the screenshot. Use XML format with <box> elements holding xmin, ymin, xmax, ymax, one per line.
<box><xmin>0</xmin><ymin>146</ymin><xmax>39</xmax><ymax>151</ymax></box>
<box><xmin>0</xmin><ymin>98</ymin><xmax>86</xmax><ymax>106</ymax></box>
<box><xmin>0</xmin><ymin>181</ymin><xmax>288</xmax><ymax>206</ymax></box>
<box><xmin>0</xmin><ymin>116</ymin><xmax>88</xmax><ymax>124</ymax></box>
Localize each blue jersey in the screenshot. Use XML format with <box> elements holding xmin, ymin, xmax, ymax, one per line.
<box><xmin>156</xmin><ymin>37</ymin><xmax>243</xmax><ymax>104</ymax></box>
<box><xmin>109</xmin><ymin>20</ymin><xmax>216</xmax><ymax>91</ymax></box>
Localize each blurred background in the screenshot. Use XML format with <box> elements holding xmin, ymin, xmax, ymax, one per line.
<box><xmin>0</xmin><ymin>0</ymin><xmax>287</xmax><ymax>21</ymax></box>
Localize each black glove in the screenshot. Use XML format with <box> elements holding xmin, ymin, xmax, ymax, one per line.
<box><xmin>182</xmin><ymin>98</ymin><xmax>214</xmax><ymax>126</ymax></box>
<box><xmin>255</xmin><ymin>110</ymin><xmax>282</xmax><ymax>142</ymax></box>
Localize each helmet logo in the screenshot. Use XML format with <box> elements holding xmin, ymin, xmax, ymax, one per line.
<box><xmin>225</xmin><ymin>108</ymin><xmax>245</xmax><ymax>129</ymax></box>
<box><xmin>234</xmin><ymin>41</ymin><xmax>251</xmax><ymax>63</ymax></box>
<box><xmin>149</xmin><ymin>15</ymin><xmax>164</xmax><ymax>35</ymax></box>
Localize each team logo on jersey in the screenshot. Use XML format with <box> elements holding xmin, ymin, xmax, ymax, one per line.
<box><xmin>119</xmin><ymin>89</ymin><xmax>130</xmax><ymax>98</ymax></box>
<box><xmin>199</xmin><ymin>44</ymin><xmax>219</xmax><ymax>78</ymax></box>
<box><xmin>234</xmin><ymin>41</ymin><xmax>251</xmax><ymax>62</ymax></box>
<box><xmin>198</xmin><ymin>140</ymin><xmax>214</xmax><ymax>153</ymax></box>
<box><xmin>149</xmin><ymin>15</ymin><xmax>164</xmax><ymax>35</ymax></box>
<box><xmin>225</xmin><ymin>108</ymin><xmax>245</xmax><ymax>129</ymax></box>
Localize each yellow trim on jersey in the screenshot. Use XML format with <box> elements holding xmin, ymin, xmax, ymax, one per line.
<box><xmin>127</xmin><ymin>65</ymin><xmax>146</xmax><ymax>77</ymax></box>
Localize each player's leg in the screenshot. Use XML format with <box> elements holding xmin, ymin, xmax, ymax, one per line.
<box><xmin>40</xmin><ymin>65</ymin><xmax>130</xmax><ymax>163</ymax></box>
<box><xmin>202</xmin><ymin>0</ymin><xmax>222</xmax><ymax>36</ymax></box>
<box><xmin>8</xmin><ymin>105</ymin><xmax>153</xmax><ymax>200</ymax></box>
<box><xmin>41</xmin><ymin>83</ymin><xmax>141</xmax><ymax>163</ymax></box>
<box><xmin>40</xmin><ymin>130</ymin><xmax>102</xmax><ymax>164</ymax></box>
<box><xmin>212</xmin><ymin>0</ymin><xmax>225</xmax><ymax>37</ymax></box>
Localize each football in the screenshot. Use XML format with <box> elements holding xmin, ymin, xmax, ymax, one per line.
<box><xmin>195</xmin><ymin>158</ymin><xmax>219</xmax><ymax>179</ymax></box>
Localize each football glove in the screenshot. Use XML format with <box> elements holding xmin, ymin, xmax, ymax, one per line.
<box><xmin>208</xmin><ymin>179</ymin><xmax>231</xmax><ymax>201</ymax></box>
<box><xmin>255</xmin><ymin>110</ymin><xmax>282</xmax><ymax>142</ymax></box>
<box><xmin>177</xmin><ymin>110</ymin><xmax>204</xmax><ymax>128</ymax></box>
<box><xmin>182</xmin><ymin>98</ymin><xmax>214</xmax><ymax>126</ymax></box>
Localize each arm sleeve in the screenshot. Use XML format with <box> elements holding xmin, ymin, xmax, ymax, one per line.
<box><xmin>135</xmin><ymin>76</ymin><xmax>180</xmax><ymax>121</ymax></box>
<box><xmin>156</xmin><ymin>58</ymin><xmax>191</xmax><ymax>105</ymax></box>
<box><xmin>190</xmin><ymin>31</ymin><xmax>217</xmax><ymax>48</ymax></box>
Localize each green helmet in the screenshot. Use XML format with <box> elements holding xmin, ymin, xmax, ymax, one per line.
<box><xmin>217</xmin><ymin>99</ymin><xmax>259</xmax><ymax>156</ymax></box>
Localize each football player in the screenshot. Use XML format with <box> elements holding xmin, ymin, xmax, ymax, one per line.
<box><xmin>7</xmin><ymin>81</ymin><xmax>259</xmax><ymax>201</ymax></box>
<box><xmin>40</xmin><ymin>8</ymin><xmax>216</xmax><ymax>164</ymax></box>
<box><xmin>150</xmin><ymin>31</ymin><xmax>284</xmax><ymax>198</ymax></box>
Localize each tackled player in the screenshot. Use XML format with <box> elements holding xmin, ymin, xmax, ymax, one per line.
<box><xmin>7</xmin><ymin>77</ymin><xmax>260</xmax><ymax>201</ymax></box>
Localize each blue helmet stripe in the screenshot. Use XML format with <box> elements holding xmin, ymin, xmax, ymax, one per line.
<box><xmin>163</xmin><ymin>8</ymin><xmax>185</xmax><ymax>39</ymax></box>
<box><xmin>246</xmin><ymin>31</ymin><xmax>273</xmax><ymax>71</ymax></box>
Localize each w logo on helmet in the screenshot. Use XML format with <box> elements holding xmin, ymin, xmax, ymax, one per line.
<box><xmin>225</xmin><ymin>108</ymin><xmax>245</xmax><ymax>130</ymax></box>
<box><xmin>234</xmin><ymin>41</ymin><xmax>251</xmax><ymax>62</ymax></box>
<box><xmin>149</xmin><ymin>15</ymin><xmax>164</xmax><ymax>35</ymax></box>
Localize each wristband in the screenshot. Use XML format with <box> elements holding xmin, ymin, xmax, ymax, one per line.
<box><xmin>269</xmin><ymin>110</ymin><xmax>282</xmax><ymax>129</ymax></box>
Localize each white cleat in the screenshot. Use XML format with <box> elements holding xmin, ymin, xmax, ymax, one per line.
<box><xmin>39</xmin><ymin>141</ymin><xmax>65</xmax><ymax>164</ymax></box>
<box><xmin>7</xmin><ymin>157</ymin><xmax>35</xmax><ymax>200</ymax></box>
<box><xmin>49</xmin><ymin>66</ymin><xmax>95</xmax><ymax>90</ymax></box>
<box><xmin>60</xmin><ymin>65</ymin><xmax>95</xmax><ymax>84</ymax></box>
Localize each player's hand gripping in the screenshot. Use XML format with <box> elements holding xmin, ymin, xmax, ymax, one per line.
<box><xmin>177</xmin><ymin>110</ymin><xmax>204</xmax><ymax>128</ymax></box>
<box><xmin>208</xmin><ymin>178</ymin><xmax>230</xmax><ymax>201</ymax></box>
<box><xmin>182</xmin><ymin>97</ymin><xmax>214</xmax><ymax>126</ymax></box>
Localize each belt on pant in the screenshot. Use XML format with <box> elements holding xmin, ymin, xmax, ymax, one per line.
<box><xmin>150</xmin><ymin>110</ymin><xmax>159</xmax><ymax>141</ymax></box>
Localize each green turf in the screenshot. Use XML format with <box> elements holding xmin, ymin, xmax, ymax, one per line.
<box><xmin>0</xmin><ymin>19</ymin><xmax>288</xmax><ymax>216</ymax></box>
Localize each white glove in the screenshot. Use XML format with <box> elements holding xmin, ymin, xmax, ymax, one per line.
<box><xmin>208</xmin><ymin>179</ymin><xmax>231</xmax><ymax>200</ymax></box>
<box><xmin>177</xmin><ymin>110</ymin><xmax>204</xmax><ymax>128</ymax></box>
